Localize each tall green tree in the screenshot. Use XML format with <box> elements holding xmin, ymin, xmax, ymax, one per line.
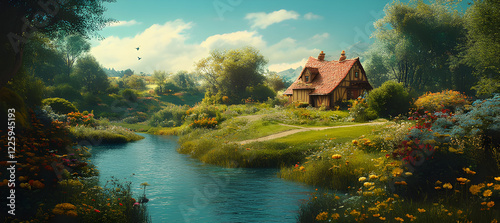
<box><xmin>368</xmin><ymin>1</ymin><xmax>475</xmax><ymax>93</ymax></box>
<box><xmin>462</xmin><ymin>0</ymin><xmax>500</xmax><ymax>96</ymax></box>
<box><xmin>171</xmin><ymin>71</ymin><xmax>197</xmax><ymax>89</ymax></box>
<box><xmin>196</xmin><ymin>46</ymin><xmax>268</xmax><ymax>103</ymax></box>
<box><xmin>152</xmin><ymin>70</ymin><xmax>168</xmax><ymax>93</ymax></box>
<box><xmin>71</xmin><ymin>55</ymin><xmax>109</xmax><ymax>94</ymax></box>
<box><xmin>0</xmin><ymin>0</ymin><xmax>115</xmax><ymax>89</ymax></box>
<box><xmin>23</xmin><ymin>34</ymin><xmax>66</xmax><ymax>85</ymax></box>
<box><xmin>56</xmin><ymin>34</ymin><xmax>91</xmax><ymax>76</ymax></box>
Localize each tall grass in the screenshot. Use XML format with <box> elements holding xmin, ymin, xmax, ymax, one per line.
<box><xmin>70</xmin><ymin>125</ymin><xmax>144</xmax><ymax>144</ymax></box>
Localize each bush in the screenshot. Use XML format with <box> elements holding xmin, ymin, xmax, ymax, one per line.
<box><xmin>245</xmin><ymin>84</ymin><xmax>276</xmax><ymax>102</ymax></box>
<box><xmin>367</xmin><ymin>81</ymin><xmax>410</xmax><ymax>118</ymax></box>
<box><xmin>148</xmin><ymin>105</ymin><xmax>189</xmax><ymax>127</ymax></box>
<box><xmin>349</xmin><ymin>98</ymin><xmax>377</xmax><ymax>122</ymax></box>
<box><xmin>414</xmin><ymin>90</ymin><xmax>470</xmax><ymax>112</ymax></box>
<box><xmin>121</xmin><ymin>89</ymin><xmax>138</xmax><ymax>102</ymax></box>
<box><xmin>42</xmin><ymin>97</ymin><xmax>78</xmax><ymax>114</ymax></box>
<box><xmin>48</xmin><ymin>84</ymin><xmax>83</xmax><ymax>102</ymax></box>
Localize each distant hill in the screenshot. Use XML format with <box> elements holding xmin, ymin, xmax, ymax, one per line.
<box><xmin>277</xmin><ymin>66</ymin><xmax>302</xmax><ymax>83</ymax></box>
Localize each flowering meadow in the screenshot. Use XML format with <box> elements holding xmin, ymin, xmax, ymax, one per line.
<box><xmin>0</xmin><ymin>108</ymin><xmax>149</xmax><ymax>222</ymax></box>
<box><xmin>290</xmin><ymin>92</ymin><xmax>500</xmax><ymax>222</ymax></box>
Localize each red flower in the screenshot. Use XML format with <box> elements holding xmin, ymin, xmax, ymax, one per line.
<box><xmin>94</xmin><ymin>209</ymin><xmax>100</xmax><ymax>213</ymax></box>
<box><xmin>119</xmin><ymin>203</ymin><xmax>123</xmax><ymax>206</ymax></box>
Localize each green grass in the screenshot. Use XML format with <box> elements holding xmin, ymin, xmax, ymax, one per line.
<box><xmin>114</xmin><ymin>122</ymin><xmax>152</xmax><ymax>132</ymax></box>
<box><xmin>221</xmin><ymin>119</ymin><xmax>298</xmax><ymax>141</ymax></box>
<box><xmin>271</xmin><ymin>124</ymin><xmax>382</xmax><ymax>145</ymax></box>
<box><xmin>70</xmin><ymin>125</ymin><xmax>144</xmax><ymax>144</ymax></box>
<box><xmin>158</xmin><ymin>92</ymin><xmax>204</xmax><ymax>106</ymax></box>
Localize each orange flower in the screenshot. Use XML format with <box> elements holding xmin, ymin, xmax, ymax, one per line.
<box><xmin>487</xmin><ymin>201</ymin><xmax>495</xmax><ymax>208</ymax></box>
<box><xmin>418</xmin><ymin>208</ymin><xmax>426</xmax><ymax>213</ymax></box>
<box><xmin>443</xmin><ymin>183</ymin><xmax>453</xmax><ymax>190</ymax></box>
<box><xmin>331</xmin><ymin>154</ymin><xmax>342</xmax><ymax>159</ymax></box>
<box><xmin>457</xmin><ymin>178</ymin><xmax>470</xmax><ymax>184</ymax></box>
<box><xmin>483</xmin><ymin>189</ymin><xmax>493</xmax><ymax>197</ymax></box>
<box><xmin>395</xmin><ymin>217</ymin><xmax>404</xmax><ymax>222</ymax></box>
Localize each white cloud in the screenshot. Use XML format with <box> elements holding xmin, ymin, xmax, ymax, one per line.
<box><xmin>200</xmin><ymin>31</ymin><xmax>265</xmax><ymax>50</ymax></box>
<box><xmin>245</xmin><ymin>9</ymin><xmax>299</xmax><ymax>29</ymax></box>
<box><xmin>304</xmin><ymin>12</ymin><xmax>322</xmax><ymax>20</ymax></box>
<box><xmin>268</xmin><ymin>58</ymin><xmax>308</xmax><ymax>73</ymax></box>
<box><xmin>310</xmin><ymin>32</ymin><xmax>330</xmax><ymax>42</ymax></box>
<box><xmin>91</xmin><ymin>19</ymin><xmax>320</xmax><ymax>74</ymax></box>
<box><xmin>108</xmin><ymin>19</ymin><xmax>141</xmax><ymax>27</ymax></box>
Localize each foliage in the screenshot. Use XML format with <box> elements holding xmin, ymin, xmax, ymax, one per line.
<box><xmin>152</xmin><ymin>70</ymin><xmax>168</xmax><ymax>94</ymax></box>
<box><xmin>349</xmin><ymin>98</ymin><xmax>377</xmax><ymax>122</ymax></box>
<box><xmin>196</xmin><ymin>46</ymin><xmax>268</xmax><ymax>104</ymax></box>
<box><xmin>185</xmin><ymin>104</ymin><xmax>225</xmax><ymax>128</ymax></box>
<box><xmin>123</xmin><ymin>75</ymin><xmax>146</xmax><ymax>90</ymax></box>
<box><xmin>42</xmin><ymin>97</ymin><xmax>78</xmax><ymax>114</ymax></box>
<box><xmin>148</xmin><ymin>105</ymin><xmax>189</xmax><ymax>127</ymax></box>
<box><xmin>244</xmin><ymin>84</ymin><xmax>276</xmax><ymax>102</ymax></box>
<box><xmin>67</xmin><ymin>111</ymin><xmax>96</xmax><ymax>127</ymax></box>
<box><xmin>414</xmin><ymin>90</ymin><xmax>470</xmax><ymax>112</ymax></box>
<box><xmin>0</xmin><ymin>0</ymin><xmax>115</xmax><ymax>89</ymax></box>
<box><xmin>71</xmin><ymin>55</ymin><xmax>109</xmax><ymax>94</ymax></box>
<box><xmin>121</xmin><ymin>89</ymin><xmax>138</xmax><ymax>102</ymax></box>
<box><xmin>462</xmin><ymin>0</ymin><xmax>500</xmax><ymax>97</ymax></box>
<box><xmin>70</xmin><ymin>125</ymin><xmax>144</xmax><ymax>144</ymax></box>
<box><xmin>367</xmin><ymin>81</ymin><xmax>410</xmax><ymax>118</ymax></box>
<box><xmin>55</xmin><ymin>34</ymin><xmax>91</xmax><ymax>75</ymax></box>
<box><xmin>449</xmin><ymin>94</ymin><xmax>500</xmax><ymax>137</ymax></box>
<box><xmin>47</xmin><ymin>83</ymin><xmax>83</xmax><ymax>102</ymax></box>
<box><xmin>170</xmin><ymin>70</ymin><xmax>198</xmax><ymax>89</ymax></box>
<box><xmin>369</xmin><ymin>1</ymin><xmax>475</xmax><ymax>93</ymax></box>
<box><xmin>266</xmin><ymin>71</ymin><xmax>287</xmax><ymax>91</ymax></box>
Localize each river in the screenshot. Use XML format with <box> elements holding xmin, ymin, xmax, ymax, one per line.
<box><xmin>90</xmin><ymin>133</ymin><xmax>315</xmax><ymax>222</ymax></box>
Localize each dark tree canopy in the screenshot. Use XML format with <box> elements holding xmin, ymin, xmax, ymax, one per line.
<box><xmin>0</xmin><ymin>0</ymin><xmax>115</xmax><ymax>89</ymax></box>
<box><xmin>71</xmin><ymin>55</ymin><xmax>109</xmax><ymax>94</ymax></box>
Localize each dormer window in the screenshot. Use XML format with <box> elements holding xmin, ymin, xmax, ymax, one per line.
<box><xmin>305</xmin><ymin>76</ymin><xmax>310</xmax><ymax>82</ymax></box>
<box><xmin>355</xmin><ymin>71</ymin><xmax>359</xmax><ymax>78</ymax></box>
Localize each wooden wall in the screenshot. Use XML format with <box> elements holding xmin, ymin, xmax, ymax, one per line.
<box><xmin>292</xmin><ymin>89</ymin><xmax>311</xmax><ymax>103</ymax></box>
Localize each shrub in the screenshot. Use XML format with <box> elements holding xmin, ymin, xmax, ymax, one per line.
<box><xmin>49</xmin><ymin>84</ymin><xmax>83</xmax><ymax>102</ymax></box>
<box><xmin>349</xmin><ymin>98</ymin><xmax>378</xmax><ymax>122</ymax></box>
<box><xmin>367</xmin><ymin>81</ymin><xmax>410</xmax><ymax>118</ymax></box>
<box><xmin>42</xmin><ymin>97</ymin><xmax>78</xmax><ymax>114</ymax></box>
<box><xmin>148</xmin><ymin>105</ymin><xmax>189</xmax><ymax>127</ymax></box>
<box><xmin>67</xmin><ymin>111</ymin><xmax>96</xmax><ymax>127</ymax></box>
<box><xmin>245</xmin><ymin>84</ymin><xmax>276</xmax><ymax>102</ymax></box>
<box><xmin>121</xmin><ymin>89</ymin><xmax>138</xmax><ymax>102</ymax></box>
<box><xmin>414</xmin><ymin>90</ymin><xmax>470</xmax><ymax>112</ymax></box>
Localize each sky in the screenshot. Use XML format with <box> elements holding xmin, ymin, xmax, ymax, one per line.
<box><xmin>89</xmin><ymin>0</ymin><xmax>404</xmax><ymax>74</ymax></box>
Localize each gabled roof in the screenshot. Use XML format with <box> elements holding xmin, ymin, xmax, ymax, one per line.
<box><xmin>284</xmin><ymin>56</ymin><xmax>359</xmax><ymax>95</ymax></box>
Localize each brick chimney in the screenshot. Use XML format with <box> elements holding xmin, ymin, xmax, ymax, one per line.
<box><xmin>339</xmin><ymin>50</ymin><xmax>346</xmax><ymax>61</ymax></box>
<box><xmin>318</xmin><ymin>51</ymin><xmax>325</xmax><ymax>61</ymax></box>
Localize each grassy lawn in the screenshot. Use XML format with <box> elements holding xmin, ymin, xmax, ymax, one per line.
<box><xmin>158</xmin><ymin>92</ymin><xmax>204</xmax><ymax>106</ymax></box>
<box><xmin>270</xmin><ymin>124</ymin><xmax>382</xmax><ymax>145</ymax></box>
<box><xmin>114</xmin><ymin>122</ymin><xmax>153</xmax><ymax>132</ymax></box>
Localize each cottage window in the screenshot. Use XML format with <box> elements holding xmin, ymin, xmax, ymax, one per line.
<box><xmin>305</xmin><ymin>76</ymin><xmax>309</xmax><ymax>82</ymax></box>
<box><xmin>355</xmin><ymin>71</ymin><xmax>359</xmax><ymax>78</ymax></box>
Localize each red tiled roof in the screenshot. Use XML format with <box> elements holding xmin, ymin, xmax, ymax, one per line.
<box><xmin>284</xmin><ymin>57</ymin><xmax>358</xmax><ymax>95</ymax></box>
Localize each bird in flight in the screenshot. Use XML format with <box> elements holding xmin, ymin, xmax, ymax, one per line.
<box><xmin>138</xmin><ymin>57</ymin><xmax>142</xmax><ymax>60</ymax></box>
<box><xmin>136</xmin><ymin>46</ymin><xmax>140</xmax><ymax>51</ymax></box>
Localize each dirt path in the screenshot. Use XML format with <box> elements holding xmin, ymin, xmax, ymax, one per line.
<box><xmin>238</xmin><ymin>122</ymin><xmax>386</xmax><ymax>145</ymax></box>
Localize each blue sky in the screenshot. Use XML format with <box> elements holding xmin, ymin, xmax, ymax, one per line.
<box><xmin>89</xmin><ymin>0</ymin><xmax>465</xmax><ymax>74</ymax></box>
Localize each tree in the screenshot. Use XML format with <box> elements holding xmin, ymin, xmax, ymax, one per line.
<box><xmin>152</xmin><ymin>70</ymin><xmax>168</xmax><ymax>94</ymax></box>
<box><xmin>123</xmin><ymin>75</ymin><xmax>146</xmax><ymax>90</ymax></box>
<box><xmin>462</xmin><ymin>0</ymin><xmax>500</xmax><ymax>97</ymax></box>
<box><xmin>0</xmin><ymin>0</ymin><xmax>115</xmax><ymax>89</ymax></box>
<box><xmin>196</xmin><ymin>46</ymin><xmax>268</xmax><ymax>103</ymax></box>
<box><xmin>56</xmin><ymin>34</ymin><xmax>91</xmax><ymax>76</ymax></box>
<box><xmin>22</xmin><ymin>34</ymin><xmax>66</xmax><ymax>85</ymax></box>
<box><xmin>367</xmin><ymin>81</ymin><xmax>410</xmax><ymax>118</ymax></box>
<box><xmin>71</xmin><ymin>55</ymin><xmax>109</xmax><ymax>94</ymax></box>
<box><xmin>171</xmin><ymin>71</ymin><xmax>197</xmax><ymax>89</ymax></box>
<box><xmin>370</xmin><ymin>1</ymin><xmax>475</xmax><ymax>93</ymax></box>
<box><xmin>265</xmin><ymin>71</ymin><xmax>287</xmax><ymax>92</ymax></box>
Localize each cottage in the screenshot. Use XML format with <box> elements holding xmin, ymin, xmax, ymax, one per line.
<box><xmin>284</xmin><ymin>51</ymin><xmax>372</xmax><ymax>108</ymax></box>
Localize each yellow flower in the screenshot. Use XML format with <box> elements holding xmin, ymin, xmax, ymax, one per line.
<box><xmin>364</xmin><ymin>182</ymin><xmax>375</xmax><ymax>187</ymax></box>
<box><xmin>443</xmin><ymin>183</ymin><xmax>453</xmax><ymax>190</ymax></box>
<box><xmin>358</xmin><ymin>177</ymin><xmax>367</xmax><ymax>182</ymax></box>
<box><xmin>369</xmin><ymin>174</ymin><xmax>379</xmax><ymax>180</ymax></box>
<box><xmin>494</xmin><ymin>184</ymin><xmax>500</xmax><ymax>190</ymax></box>
<box><xmin>352</xmin><ymin>140</ymin><xmax>358</xmax><ymax>145</ymax></box>
<box><xmin>487</xmin><ymin>183</ymin><xmax>494</xmax><ymax>187</ymax></box>
<box><xmin>331</xmin><ymin>154</ymin><xmax>342</xmax><ymax>159</ymax></box>
<box><xmin>299</xmin><ymin>166</ymin><xmax>305</xmax><ymax>171</ymax></box>
<box><xmin>487</xmin><ymin>201</ymin><xmax>495</xmax><ymax>208</ymax></box>
<box><xmin>483</xmin><ymin>189</ymin><xmax>493</xmax><ymax>197</ymax></box>
<box><xmin>395</xmin><ymin>181</ymin><xmax>407</xmax><ymax>186</ymax></box>
<box><xmin>457</xmin><ymin>210</ymin><xmax>463</xmax><ymax>215</ymax></box>
<box><xmin>405</xmin><ymin>172</ymin><xmax>413</xmax><ymax>176</ymax></box>
<box><xmin>395</xmin><ymin>217</ymin><xmax>404</xmax><ymax>222</ymax></box>
<box><xmin>494</xmin><ymin>177</ymin><xmax>500</xmax><ymax>181</ymax></box>
<box><xmin>435</xmin><ymin>180</ymin><xmax>442</xmax><ymax>185</ymax></box>
<box><xmin>331</xmin><ymin>213</ymin><xmax>340</xmax><ymax>220</ymax></box>
<box><xmin>315</xmin><ymin>212</ymin><xmax>328</xmax><ymax>221</ymax></box>
<box><xmin>470</xmin><ymin>185</ymin><xmax>482</xmax><ymax>195</ymax></box>
<box><xmin>418</xmin><ymin>208</ymin><xmax>426</xmax><ymax>213</ymax></box>
<box><xmin>350</xmin><ymin>209</ymin><xmax>361</xmax><ymax>217</ymax></box>
<box><xmin>380</xmin><ymin>217</ymin><xmax>386</xmax><ymax>220</ymax></box>
<box><xmin>457</xmin><ymin>178</ymin><xmax>470</xmax><ymax>184</ymax></box>
<box><xmin>463</xmin><ymin>167</ymin><xmax>476</xmax><ymax>175</ymax></box>
<box><xmin>373</xmin><ymin>213</ymin><xmax>380</xmax><ymax>217</ymax></box>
